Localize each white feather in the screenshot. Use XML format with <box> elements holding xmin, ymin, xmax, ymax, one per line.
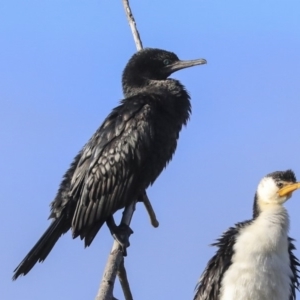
<box><xmin>219</xmin><ymin>206</ymin><xmax>292</xmax><ymax>300</ymax></box>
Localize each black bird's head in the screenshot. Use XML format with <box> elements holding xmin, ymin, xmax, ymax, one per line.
<box><xmin>253</xmin><ymin>170</ymin><xmax>300</xmax><ymax>218</ymax></box>
<box><xmin>122</xmin><ymin>48</ymin><xmax>207</xmax><ymax>96</ymax></box>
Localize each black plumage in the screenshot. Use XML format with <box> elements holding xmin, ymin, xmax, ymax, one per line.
<box><xmin>194</xmin><ymin>170</ymin><xmax>300</xmax><ymax>300</ymax></box>
<box><xmin>13</xmin><ymin>48</ymin><xmax>206</xmax><ymax>279</ymax></box>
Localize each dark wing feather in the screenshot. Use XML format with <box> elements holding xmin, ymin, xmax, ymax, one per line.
<box><xmin>288</xmin><ymin>237</ymin><xmax>300</xmax><ymax>300</ymax></box>
<box><xmin>66</xmin><ymin>97</ymin><xmax>153</xmax><ymax>246</ymax></box>
<box><xmin>194</xmin><ymin>221</ymin><xmax>251</xmax><ymax>300</ymax></box>
<box><xmin>49</xmin><ymin>150</ymin><xmax>83</xmax><ymax>220</ymax></box>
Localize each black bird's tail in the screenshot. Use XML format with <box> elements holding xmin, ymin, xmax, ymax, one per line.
<box><xmin>13</xmin><ymin>215</ymin><xmax>67</xmax><ymax>280</ymax></box>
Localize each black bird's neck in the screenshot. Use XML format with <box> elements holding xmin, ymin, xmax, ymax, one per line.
<box><xmin>123</xmin><ymin>77</ymin><xmax>191</xmax><ymax>126</ymax></box>
<box><xmin>122</xmin><ymin>76</ymin><xmax>185</xmax><ymax>97</ymax></box>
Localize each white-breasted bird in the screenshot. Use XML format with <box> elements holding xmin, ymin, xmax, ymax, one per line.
<box><xmin>194</xmin><ymin>170</ymin><xmax>300</xmax><ymax>300</ymax></box>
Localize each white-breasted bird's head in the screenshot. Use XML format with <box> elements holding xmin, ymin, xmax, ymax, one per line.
<box><xmin>253</xmin><ymin>170</ymin><xmax>300</xmax><ymax>217</ymax></box>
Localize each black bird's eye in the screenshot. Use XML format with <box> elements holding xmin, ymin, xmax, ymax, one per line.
<box><xmin>278</xmin><ymin>182</ymin><xmax>284</xmax><ymax>188</ymax></box>
<box><xmin>163</xmin><ymin>59</ymin><xmax>171</xmax><ymax>65</ymax></box>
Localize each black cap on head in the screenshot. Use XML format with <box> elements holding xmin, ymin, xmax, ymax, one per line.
<box><xmin>266</xmin><ymin>170</ymin><xmax>296</xmax><ymax>183</ymax></box>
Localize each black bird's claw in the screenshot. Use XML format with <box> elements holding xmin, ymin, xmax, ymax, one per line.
<box><xmin>111</xmin><ymin>223</ymin><xmax>134</xmax><ymax>256</ymax></box>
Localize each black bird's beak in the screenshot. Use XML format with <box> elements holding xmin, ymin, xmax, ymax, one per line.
<box><xmin>163</xmin><ymin>58</ymin><xmax>207</xmax><ymax>75</ymax></box>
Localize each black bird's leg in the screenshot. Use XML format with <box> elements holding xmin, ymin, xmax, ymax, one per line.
<box><xmin>106</xmin><ymin>215</ymin><xmax>133</xmax><ymax>256</ymax></box>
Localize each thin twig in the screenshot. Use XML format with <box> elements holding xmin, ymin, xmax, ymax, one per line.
<box><xmin>140</xmin><ymin>192</ymin><xmax>159</xmax><ymax>228</ymax></box>
<box><xmin>117</xmin><ymin>258</ymin><xmax>133</xmax><ymax>300</ymax></box>
<box><xmin>95</xmin><ymin>243</ymin><xmax>123</xmax><ymax>300</ymax></box>
<box><xmin>122</xmin><ymin>0</ymin><xmax>143</xmax><ymax>51</ymax></box>
<box><xmin>95</xmin><ymin>202</ymin><xmax>136</xmax><ymax>300</ymax></box>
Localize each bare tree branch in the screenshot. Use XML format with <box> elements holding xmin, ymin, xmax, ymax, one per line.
<box><xmin>117</xmin><ymin>258</ymin><xmax>133</xmax><ymax>300</ymax></box>
<box><xmin>122</xmin><ymin>0</ymin><xmax>143</xmax><ymax>51</ymax></box>
<box><xmin>95</xmin><ymin>243</ymin><xmax>123</xmax><ymax>300</ymax></box>
<box><xmin>140</xmin><ymin>192</ymin><xmax>159</xmax><ymax>228</ymax></box>
<box><xmin>95</xmin><ymin>202</ymin><xmax>136</xmax><ymax>300</ymax></box>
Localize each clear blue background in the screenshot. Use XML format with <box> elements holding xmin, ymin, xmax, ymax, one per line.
<box><xmin>1</xmin><ymin>1</ymin><xmax>300</xmax><ymax>299</ymax></box>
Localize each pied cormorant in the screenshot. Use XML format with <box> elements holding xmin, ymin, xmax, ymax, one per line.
<box><xmin>194</xmin><ymin>170</ymin><xmax>300</xmax><ymax>300</ymax></box>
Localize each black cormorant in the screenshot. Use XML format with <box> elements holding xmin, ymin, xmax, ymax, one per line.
<box><xmin>13</xmin><ymin>48</ymin><xmax>207</xmax><ymax>279</ymax></box>
<box><xmin>194</xmin><ymin>170</ymin><xmax>300</xmax><ymax>300</ymax></box>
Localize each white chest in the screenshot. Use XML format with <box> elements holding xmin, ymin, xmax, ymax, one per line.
<box><xmin>219</xmin><ymin>209</ymin><xmax>292</xmax><ymax>300</ymax></box>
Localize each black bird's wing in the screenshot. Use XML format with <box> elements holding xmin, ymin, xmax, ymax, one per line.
<box><xmin>13</xmin><ymin>96</ymin><xmax>155</xmax><ymax>279</ymax></box>
<box><xmin>288</xmin><ymin>237</ymin><xmax>300</xmax><ymax>300</ymax></box>
<box><xmin>55</xmin><ymin>96</ymin><xmax>154</xmax><ymax>246</ymax></box>
<box><xmin>193</xmin><ymin>222</ymin><xmax>250</xmax><ymax>300</ymax></box>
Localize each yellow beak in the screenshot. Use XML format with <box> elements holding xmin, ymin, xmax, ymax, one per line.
<box><xmin>278</xmin><ymin>182</ymin><xmax>300</xmax><ymax>197</ymax></box>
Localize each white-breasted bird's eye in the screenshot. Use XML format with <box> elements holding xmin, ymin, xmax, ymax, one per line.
<box><xmin>278</xmin><ymin>182</ymin><xmax>284</xmax><ymax>188</ymax></box>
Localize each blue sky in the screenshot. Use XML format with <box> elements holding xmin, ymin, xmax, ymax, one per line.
<box><xmin>1</xmin><ymin>1</ymin><xmax>300</xmax><ymax>299</ymax></box>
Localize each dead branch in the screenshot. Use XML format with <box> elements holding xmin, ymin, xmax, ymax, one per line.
<box><xmin>122</xmin><ymin>0</ymin><xmax>143</xmax><ymax>51</ymax></box>
<box><xmin>140</xmin><ymin>192</ymin><xmax>159</xmax><ymax>228</ymax></box>
<box><xmin>95</xmin><ymin>202</ymin><xmax>136</xmax><ymax>300</ymax></box>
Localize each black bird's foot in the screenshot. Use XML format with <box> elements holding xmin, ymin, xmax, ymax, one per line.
<box><xmin>112</xmin><ymin>223</ymin><xmax>133</xmax><ymax>256</ymax></box>
<box><xmin>106</xmin><ymin>217</ymin><xmax>133</xmax><ymax>256</ymax></box>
